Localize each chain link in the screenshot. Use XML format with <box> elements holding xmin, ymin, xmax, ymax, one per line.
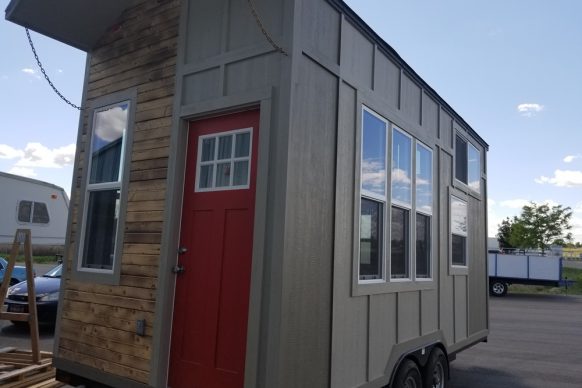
<box><xmin>247</xmin><ymin>0</ymin><xmax>288</xmax><ymax>56</ymax></box>
<box><xmin>26</xmin><ymin>28</ymin><xmax>84</xmax><ymax>110</ymax></box>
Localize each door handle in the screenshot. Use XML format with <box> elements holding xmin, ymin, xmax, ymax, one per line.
<box><xmin>178</xmin><ymin>246</ymin><xmax>188</xmax><ymax>255</ymax></box>
<box><xmin>172</xmin><ymin>264</ymin><xmax>185</xmax><ymax>274</ymax></box>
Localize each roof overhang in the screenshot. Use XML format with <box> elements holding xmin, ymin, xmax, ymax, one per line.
<box><xmin>5</xmin><ymin>0</ymin><xmax>136</xmax><ymax>52</ymax></box>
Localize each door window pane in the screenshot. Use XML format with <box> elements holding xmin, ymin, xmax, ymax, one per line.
<box><xmin>216</xmin><ymin>163</ymin><xmax>231</xmax><ymax>187</ymax></box>
<box><xmin>18</xmin><ymin>201</ymin><xmax>32</xmax><ymax>223</ymax></box>
<box><xmin>468</xmin><ymin>143</ymin><xmax>480</xmax><ymax>193</ymax></box>
<box><xmin>391</xmin><ymin>206</ymin><xmax>409</xmax><ymax>279</ymax></box>
<box><xmin>233</xmin><ymin>161</ymin><xmax>249</xmax><ymax>186</ymax></box>
<box><xmin>82</xmin><ymin>190</ymin><xmax>120</xmax><ymax>270</ymax></box>
<box><xmin>392</xmin><ymin>129</ymin><xmax>412</xmax><ymax>205</ymax></box>
<box><xmin>199</xmin><ymin>165</ymin><xmax>214</xmax><ymax>189</ymax></box>
<box><xmin>201</xmin><ymin>138</ymin><xmax>215</xmax><ymax>162</ymax></box>
<box><xmin>416</xmin><ymin>144</ymin><xmax>433</xmax><ymax>214</ymax></box>
<box><xmin>452</xmin><ymin>234</ymin><xmax>467</xmax><ymax>266</ymax></box>
<box><xmin>89</xmin><ymin>103</ymin><xmax>129</xmax><ymax>184</ymax></box>
<box><xmin>32</xmin><ymin>202</ymin><xmax>50</xmax><ymax>224</ymax></box>
<box><xmin>360</xmin><ymin>198</ymin><xmax>383</xmax><ymax>280</ymax></box>
<box><xmin>235</xmin><ymin>132</ymin><xmax>251</xmax><ymax>158</ymax></box>
<box><xmin>361</xmin><ymin>110</ymin><xmax>387</xmax><ymax>198</ymax></box>
<box><xmin>455</xmin><ymin>135</ymin><xmax>468</xmax><ymax>184</ymax></box>
<box><xmin>217</xmin><ymin>135</ymin><xmax>233</xmax><ymax>160</ymax></box>
<box><xmin>416</xmin><ymin>213</ymin><xmax>431</xmax><ymax>278</ymax></box>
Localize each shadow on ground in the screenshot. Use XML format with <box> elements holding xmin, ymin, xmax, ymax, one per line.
<box><xmin>449</xmin><ymin>366</ymin><xmax>530</xmax><ymax>388</ymax></box>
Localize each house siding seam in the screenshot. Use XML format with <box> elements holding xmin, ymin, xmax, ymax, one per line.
<box><xmin>56</xmin><ymin>0</ymin><xmax>180</xmax><ymax>384</ymax></box>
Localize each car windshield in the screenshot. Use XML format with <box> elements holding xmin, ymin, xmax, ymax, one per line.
<box><xmin>43</xmin><ymin>264</ymin><xmax>62</xmax><ymax>278</ymax></box>
<box><xmin>0</xmin><ymin>257</ymin><xmax>6</xmax><ymax>269</ymax></box>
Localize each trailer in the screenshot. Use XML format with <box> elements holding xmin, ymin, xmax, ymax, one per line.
<box><xmin>488</xmin><ymin>252</ymin><xmax>564</xmax><ymax>296</ymax></box>
<box><xmin>6</xmin><ymin>1</ymin><xmax>489</xmax><ymax>387</ymax></box>
<box><xmin>0</xmin><ymin>172</ymin><xmax>69</xmax><ymax>255</ymax></box>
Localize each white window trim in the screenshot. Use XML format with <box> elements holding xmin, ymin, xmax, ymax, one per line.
<box><xmin>358</xmin><ymin>107</ymin><xmax>389</xmax><ymax>284</ymax></box>
<box><xmin>195</xmin><ymin>127</ymin><xmax>253</xmax><ymax>192</ymax></box>
<box><xmin>77</xmin><ymin>99</ymin><xmax>131</xmax><ymax>276</ymax></box>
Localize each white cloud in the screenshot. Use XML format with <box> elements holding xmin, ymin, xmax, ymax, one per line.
<box><xmin>8</xmin><ymin>167</ymin><xmax>37</xmax><ymax>178</ymax></box>
<box><xmin>392</xmin><ymin>168</ymin><xmax>411</xmax><ymax>184</ymax></box>
<box><xmin>535</xmin><ymin>170</ymin><xmax>582</xmax><ymax>187</ymax></box>
<box><xmin>489</xmin><ymin>199</ymin><xmax>497</xmax><ymax>206</ymax></box>
<box><xmin>563</xmin><ymin>155</ymin><xmax>581</xmax><ymax>163</ymax></box>
<box><xmin>0</xmin><ymin>144</ymin><xmax>24</xmax><ymax>159</ymax></box>
<box><xmin>21</xmin><ymin>68</ymin><xmax>35</xmax><ymax>75</ymax></box>
<box><xmin>0</xmin><ymin>142</ymin><xmax>76</xmax><ymax>169</ymax></box>
<box><xmin>499</xmin><ymin>199</ymin><xmax>530</xmax><ymax>209</ymax></box>
<box><xmin>517</xmin><ymin>103</ymin><xmax>544</xmax><ymax>117</ymax></box>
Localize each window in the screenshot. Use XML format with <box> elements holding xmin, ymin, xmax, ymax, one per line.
<box><xmin>359</xmin><ymin>109</ymin><xmax>387</xmax><ymax>281</ymax></box>
<box><xmin>455</xmin><ymin>133</ymin><xmax>481</xmax><ymax>194</ymax></box>
<box><xmin>80</xmin><ymin>100</ymin><xmax>130</xmax><ymax>271</ymax></box>
<box><xmin>391</xmin><ymin>128</ymin><xmax>412</xmax><ymax>280</ymax></box>
<box><xmin>196</xmin><ymin>129</ymin><xmax>252</xmax><ymax>191</ymax></box>
<box><xmin>416</xmin><ymin>143</ymin><xmax>432</xmax><ymax>279</ymax></box>
<box><xmin>451</xmin><ymin>196</ymin><xmax>468</xmax><ymax>266</ymax></box>
<box><xmin>17</xmin><ymin>201</ymin><xmax>50</xmax><ymax>224</ymax></box>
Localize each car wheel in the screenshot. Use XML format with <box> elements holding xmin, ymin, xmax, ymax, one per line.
<box><xmin>393</xmin><ymin>359</ymin><xmax>422</xmax><ymax>388</ymax></box>
<box><xmin>423</xmin><ymin>348</ymin><xmax>449</xmax><ymax>388</ymax></box>
<box><xmin>490</xmin><ymin>281</ymin><xmax>508</xmax><ymax>297</ymax></box>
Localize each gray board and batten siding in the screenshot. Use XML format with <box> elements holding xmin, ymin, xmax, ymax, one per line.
<box><xmin>6</xmin><ymin>0</ymin><xmax>488</xmax><ymax>387</ymax></box>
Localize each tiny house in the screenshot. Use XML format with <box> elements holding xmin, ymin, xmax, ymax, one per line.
<box><xmin>6</xmin><ymin>1</ymin><xmax>489</xmax><ymax>387</ymax></box>
<box><xmin>0</xmin><ymin>172</ymin><xmax>69</xmax><ymax>255</ymax></box>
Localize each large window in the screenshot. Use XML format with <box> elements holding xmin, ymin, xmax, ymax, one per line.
<box><xmin>455</xmin><ymin>133</ymin><xmax>480</xmax><ymax>194</ymax></box>
<box><xmin>416</xmin><ymin>143</ymin><xmax>433</xmax><ymax>279</ymax></box>
<box><xmin>80</xmin><ymin>100</ymin><xmax>130</xmax><ymax>271</ymax></box>
<box><xmin>451</xmin><ymin>196</ymin><xmax>468</xmax><ymax>266</ymax></box>
<box><xmin>359</xmin><ymin>108</ymin><xmax>387</xmax><ymax>281</ymax></box>
<box><xmin>17</xmin><ymin>201</ymin><xmax>50</xmax><ymax>224</ymax></box>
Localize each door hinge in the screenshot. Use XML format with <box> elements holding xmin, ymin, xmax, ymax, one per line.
<box><xmin>172</xmin><ymin>264</ymin><xmax>185</xmax><ymax>274</ymax></box>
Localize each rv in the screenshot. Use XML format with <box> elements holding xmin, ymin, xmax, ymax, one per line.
<box><xmin>6</xmin><ymin>1</ymin><xmax>489</xmax><ymax>387</ymax></box>
<box><xmin>0</xmin><ymin>172</ymin><xmax>69</xmax><ymax>255</ymax></box>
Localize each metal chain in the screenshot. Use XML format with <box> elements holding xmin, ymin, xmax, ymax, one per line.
<box><xmin>25</xmin><ymin>28</ymin><xmax>84</xmax><ymax>110</ymax></box>
<box><xmin>247</xmin><ymin>0</ymin><xmax>288</xmax><ymax>56</ymax></box>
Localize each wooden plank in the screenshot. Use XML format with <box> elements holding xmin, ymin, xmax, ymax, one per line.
<box><xmin>59</xmin><ymin>338</ymin><xmax>150</xmax><ymax>372</ymax></box>
<box><xmin>131</xmin><ymin>158</ymin><xmax>169</xmax><ymax>172</ymax></box>
<box><xmin>4</xmin><ymin>370</ymin><xmax>56</xmax><ymax>388</ymax></box>
<box><xmin>63</xmin><ymin>290</ymin><xmax>156</xmax><ymax>312</ymax></box>
<box><xmin>126</xmin><ymin>211</ymin><xmax>164</xmax><ymax>222</ymax></box>
<box><xmin>125</xmin><ymin>221</ymin><xmax>164</xmax><ymax>233</ymax></box>
<box><xmin>0</xmin><ymin>362</ymin><xmax>51</xmax><ymax>382</ymax></box>
<box><xmin>132</xmin><ymin>137</ymin><xmax>171</xmax><ymax>152</ymax></box>
<box><xmin>123</xmin><ymin>243</ymin><xmax>160</xmax><ymax>255</ymax></box>
<box><xmin>124</xmin><ymin>233</ymin><xmax>162</xmax><ymax>244</ymax></box>
<box><xmin>121</xmin><ymin>264</ymin><xmax>159</xmax><ymax>277</ymax></box>
<box><xmin>122</xmin><ymin>254</ymin><xmax>160</xmax><ymax>266</ymax></box>
<box><xmin>0</xmin><ymin>312</ymin><xmax>29</xmax><ymax>322</ymax></box>
<box><xmin>120</xmin><ymin>275</ymin><xmax>157</xmax><ymax>290</ymax></box>
<box><xmin>127</xmin><ymin>178</ymin><xmax>169</xmax><ymax>190</ymax></box>
<box><xmin>126</xmin><ymin>200</ymin><xmax>165</xmax><ymax>212</ymax></box>
<box><xmin>133</xmin><ymin>116</ymin><xmax>172</xmax><ymax>132</ymax></box>
<box><xmin>129</xmin><ymin>168</ymin><xmax>168</xmax><ymax>182</ymax></box>
<box><xmin>127</xmin><ymin>189</ymin><xmax>166</xmax><ymax>202</ymax></box>
<box><xmin>61</xmin><ymin>301</ymin><xmax>155</xmax><ymax>326</ymax></box>
<box><xmin>60</xmin><ymin>311</ymin><xmax>154</xmax><ymax>339</ymax></box>
<box><xmin>66</xmin><ymin>282</ymin><xmax>156</xmax><ymax>300</ymax></box>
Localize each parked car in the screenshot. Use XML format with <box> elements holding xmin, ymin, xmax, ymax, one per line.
<box><xmin>4</xmin><ymin>264</ymin><xmax>61</xmax><ymax>325</ymax></box>
<box><xmin>0</xmin><ymin>256</ymin><xmax>30</xmax><ymax>286</ymax></box>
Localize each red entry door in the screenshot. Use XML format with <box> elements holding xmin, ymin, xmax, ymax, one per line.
<box><xmin>169</xmin><ymin>110</ymin><xmax>260</xmax><ymax>388</ymax></box>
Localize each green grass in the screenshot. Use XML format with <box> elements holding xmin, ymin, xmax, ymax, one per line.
<box><xmin>509</xmin><ymin>267</ymin><xmax>582</xmax><ymax>296</ymax></box>
<box><xmin>563</xmin><ymin>248</ymin><xmax>582</xmax><ymax>259</ymax></box>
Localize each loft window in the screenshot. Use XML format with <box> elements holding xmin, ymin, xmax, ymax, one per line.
<box><xmin>196</xmin><ymin>129</ymin><xmax>252</xmax><ymax>191</ymax></box>
<box><xmin>451</xmin><ymin>196</ymin><xmax>468</xmax><ymax>266</ymax></box>
<box><xmin>455</xmin><ymin>133</ymin><xmax>481</xmax><ymax>194</ymax></box>
<box><xmin>359</xmin><ymin>108</ymin><xmax>387</xmax><ymax>281</ymax></box>
<box><xmin>415</xmin><ymin>143</ymin><xmax>432</xmax><ymax>279</ymax></box>
<box><xmin>17</xmin><ymin>201</ymin><xmax>50</xmax><ymax>224</ymax></box>
<box><xmin>80</xmin><ymin>100</ymin><xmax>130</xmax><ymax>271</ymax></box>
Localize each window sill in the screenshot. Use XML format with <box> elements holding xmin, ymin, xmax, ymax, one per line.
<box><xmin>352</xmin><ymin>278</ymin><xmax>436</xmax><ymax>296</ymax></box>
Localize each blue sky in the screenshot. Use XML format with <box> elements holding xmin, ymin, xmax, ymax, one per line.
<box><xmin>1</xmin><ymin>0</ymin><xmax>581</xmax><ymax>241</ymax></box>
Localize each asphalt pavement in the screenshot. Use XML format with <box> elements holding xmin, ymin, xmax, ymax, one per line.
<box><xmin>450</xmin><ymin>294</ymin><xmax>582</xmax><ymax>388</ymax></box>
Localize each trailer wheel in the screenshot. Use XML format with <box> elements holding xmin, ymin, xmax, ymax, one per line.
<box><xmin>393</xmin><ymin>359</ymin><xmax>422</xmax><ymax>388</ymax></box>
<box><xmin>422</xmin><ymin>348</ymin><xmax>448</xmax><ymax>388</ymax></box>
<box><xmin>490</xmin><ymin>280</ymin><xmax>508</xmax><ymax>297</ymax></box>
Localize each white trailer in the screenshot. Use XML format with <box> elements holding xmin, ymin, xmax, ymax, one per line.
<box><xmin>0</xmin><ymin>172</ymin><xmax>69</xmax><ymax>254</ymax></box>
<box><xmin>488</xmin><ymin>252</ymin><xmax>564</xmax><ymax>296</ymax></box>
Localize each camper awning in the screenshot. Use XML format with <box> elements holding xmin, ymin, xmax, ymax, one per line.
<box><xmin>5</xmin><ymin>0</ymin><xmax>136</xmax><ymax>52</ymax></box>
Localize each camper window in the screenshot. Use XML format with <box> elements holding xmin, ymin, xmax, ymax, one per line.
<box><xmin>455</xmin><ymin>133</ymin><xmax>481</xmax><ymax>194</ymax></box>
<box><xmin>17</xmin><ymin>200</ymin><xmax>50</xmax><ymax>224</ymax></box>
<box><xmin>451</xmin><ymin>196</ymin><xmax>468</xmax><ymax>266</ymax></box>
<box><xmin>415</xmin><ymin>142</ymin><xmax>433</xmax><ymax>279</ymax></box>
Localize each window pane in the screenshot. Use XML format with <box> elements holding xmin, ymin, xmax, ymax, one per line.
<box><xmin>18</xmin><ymin>201</ymin><xmax>32</xmax><ymax>223</ymax></box>
<box><xmin>391</xmin><ymin>206</ymin><xmax>409</xmax><ymax>279</ymax></box>
<box><xmin>233</xmin><ymin>161</ymin><xmax>249</xmax><ymax>186</ymax></box>
<box><xmin>455</xmin><ymin>135</ymin><xmax>468</xmax><ymax>184</ymax></box>
<box><xmin>217</xmin><ymin>135</ymin><xmax>233</xmax><ymax>160</ymax></box>
<box><xmin>201</xmin><ymin>138</ymin><xmax>215</xmax><ymax>162</ymax></box>
<box><xmin>359</xmin><ymin>198</ymin><xmax>383</xmax><ymax>280</ymax></box>
<box><xmin>451</xmin><ymin>197</ymin><xmax>468</xmax><ymax>236</ymax></box>
<box><xmin>89</xmin><ymin>102</ymin><xmax>129</xmax><ymax>184</ymax></box>
<box><xmin>416</xmin><ymin>213</ymin><xmax>431</xmax><ymax>278</ymax></box>
<box><xmin>416</xmin><ymin>144</ymin><xmax>433</xmax><ymax>214</ymax></box>
<box><xmin>362</xmin><ymin>110</ymin><xmax>386</xmax><ymax>197</ymax></box>
<box><xmin>216</xmin><ymin>163</ymin><xmax>231</xmax><ymax>187</ymax></box>
<box><xmin>468</xmin><ymin>143</ymin><xmax>480</xmax><ymax>193</ymax></box>
<box><xmin>392</xmin><ymin>129</ymin><xmax>412</xmax><ymax>205</ymax></box>
<box><xmin>235</xmin><ymin>132</ymin><xmax>251</xmax><ymax>158</ymax></box>
<box><xmin>32</xmin><ymin>202</ymin><xmax>50</xmax><ymax>224</ymax></box>
<box><xmin>199</xmin><ymin>165</ymin><xmax>213</xmax><ymax>189</ymax></box>
<box><xmin>82</xmin><ymin>190</ymin><xmax>120</xmax><ymax>270</ymax></box>
<box><xmin>452</xmin><ymin>234</ymin><xmax>467</xmax><ymax>266</ymax></box>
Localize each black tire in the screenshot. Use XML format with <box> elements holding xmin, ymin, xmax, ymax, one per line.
<box><xmin>422</xmin><ymin>348</ymin><xmax>449</xmax><ymax>388</ymax></box>
<box><xmin>490</xmin><ymin>280</ymin><xmax>508</xmax><ymax>297</ymax></box>
<box><xmin>393</xmin><ymin>359</ymin><xmax>422</xmax><ymax>388</ymax></box>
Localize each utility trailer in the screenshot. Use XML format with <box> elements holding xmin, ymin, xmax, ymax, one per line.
<box><xmin>0</xmin><ymin>172</ymin><xmax>69</xmax><ymax>255</ymax></box>
<box><xmin>489</xmin><ymin>252</ymin><xmax>565</xmax><ymax>296</ymax></box>
<box><xmin>6</xmin><ymin>0</ymin><xmax>489</xmax><ymax>387</ymax></box>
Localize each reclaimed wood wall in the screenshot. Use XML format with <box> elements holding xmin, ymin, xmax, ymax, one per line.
<box><xmin>58</xmin><ymin>0</ymin><xmax>180</xmax><ymax>384</ymax></box>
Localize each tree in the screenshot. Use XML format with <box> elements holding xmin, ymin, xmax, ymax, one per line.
<box><xmin>496</xmin><ymin>217</ymin><xmax>517</xmax><ymax>249</ymax></box>
<box><xmin>499</xmin><ymin>202</ymin><xmax>573</xmax><ymax>254</ymax></box>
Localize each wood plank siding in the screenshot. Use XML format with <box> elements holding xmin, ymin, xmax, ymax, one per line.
<box><xmin>57</xmin><ymin>0</ymin><xmax>180</xmax><ymax>384</ymax></box>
